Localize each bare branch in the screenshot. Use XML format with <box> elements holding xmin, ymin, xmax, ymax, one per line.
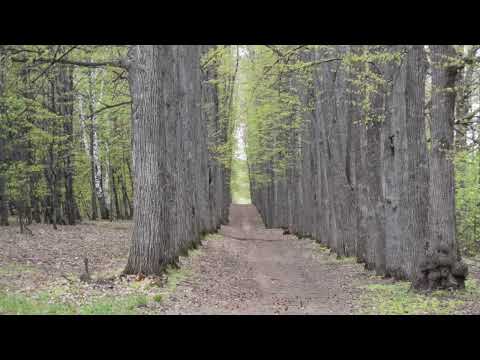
<box><xmin>86</xmin><ymin>101</ymin><xmax>132</xmax><ymax>119</ymax></box>
<box><xmin>31</xmin><ymin>46</ymin><xmax>78</xmax><ymax>83</ymax></box>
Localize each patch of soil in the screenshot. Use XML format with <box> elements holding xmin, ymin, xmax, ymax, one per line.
<box><xmin>0</xmin><ymin>221</ymin><xmax>131</xmax><ymax>294</ymax></box>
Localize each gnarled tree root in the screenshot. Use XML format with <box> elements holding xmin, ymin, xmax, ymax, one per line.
<box><xmin>413</xmin><ymin>244</ymin><xmax>468</xmax><ymax>291</ymax></box>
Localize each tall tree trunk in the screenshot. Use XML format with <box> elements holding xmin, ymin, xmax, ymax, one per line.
<box><xmin>83</xmin><ymin>68</ymin><xmax>109</xmax><ymax>221</ymax></box>
<box><xmin>354</xmin><ymin>107</ymin><xmax>368</xmax><ymax>264</ymax></box>
<box><xmin>85</xmin><ymin>102</ymin><xmax>98</xmax><ymax>221</ymax></box>
<box><xmin>382</xmin><ymin>46</ymin><xmax>429</xmax><ymax>280</ymax></box>
<box><xmin>314</xmin><ymin>47</ymin><xmax>339</xmax><ymax>252</ymax></box>
<box><xmin>0</xmin><ymin>46</ymin><xmax>9</xmax><ymax>226</ymax></box>
<box><xmin>414</xmin><ymin>45</ymin><xmax>468</xmax><ymax>290</ymax></box>
<box><xmin>125</xmin><ymin>45</ymin><xmax>176</xmax><ymax>274</ymax></box>
<box><xmin>365</xmin><ymin>92</ymin><xmax>386</xmax><ymax>275</ymax></box>
<box><xmin>200</xmin><ymin>45</ymin><xmax>216</xmax><ymax>233</ymax></box>
<box><xmin>91</xmin><ymin>118</ymin><xmax>109</xmax><ymax>220</ymax></box>
<box><xmin>125</xmin><ymin>45</ymin><xmax>207</xmax><ymax>275</ymax></box>
<box><xmin>399</xmin><ymin>46</ymin><xmax>429</xmax><ymax>280</ymax></box>
<box><xmin>382</xmin><ymin>46</ymin><xmax>403</xmax><ymax>278</ymax></box>
<box><xmin>314</xmin><ymin>46</ymin><xmax>357</xmax><ymax>257</ymax></box>
<box><xmin>45</xmin><ymin>77</ymin><xmax>63</xmax><ymax>229</ymax></box>
<box><xmin>45</xmin><ymin>142</ymin><xmax>58</xmax><ymax>230</ymax></box>
<box><xmin>56</xmin><ymin>63</ymin><xmax>77</xmax><ymax>225</ymax></box>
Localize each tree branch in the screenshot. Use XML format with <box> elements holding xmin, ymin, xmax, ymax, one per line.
<box><xmin>86</xmin><ymin>101</ymin><xmax>132</xmax><ymax>119</ymax></box>
<box><xmin>31</xmin><ymin>46</ymin><xmax>78</xmax><ymax>83</ymax></box>
<box><xmin>12</xmin><ymin>56</ymin><xmax>126</xmax><ymax>69</ymax></box>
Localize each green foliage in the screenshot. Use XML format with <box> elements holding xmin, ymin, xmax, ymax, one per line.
<box><xmin>241</xmin><ymin>45</ymin><xmax>406</xmax><ymax>191</ymax></box>
<box><xmin>0</xmin><ymin>45</ymin><xmax>132</xmax><ymax>221</ymax></box>
<box><xmin>163</xmin><ymin>265</ymin><xmax>191</xmax><ymax>294</ymax></box>
<box><xmin>202</xmin><ymin>46</ymin><xmax>239</xmax><ymax>170</ymax></box>
<box><xmin>242</xmin><ymin>45</ymin><xmax>310</xmax><ymax>188</ymax></box>
<box><xmin>231</xmin><ymin>156</ymin><xmax>251</xmax><ymax>204</ymax></box>
<box><xmin>72</xmin><ymin>48</ymin><xmax>132</xmax><ymax>219</ymax></box>
<box><xmin>455</xmin><ymin>149</ymin><xmax>480</xmax><ymax>255</ymax></box>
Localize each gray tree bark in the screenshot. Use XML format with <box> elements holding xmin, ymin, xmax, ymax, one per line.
<box><xmin>124</xmin><ymin>46</ymin><xmax>180</xmax><ymax>274</ymax></box>
<box><xmin>124</xmin><ymin>45</ymin><xmax>226</xmax><ymax>275</ymax></box>
<box><xmin>414</xmin><ymin>45</ymin><xmax>468</xmax><ymax>290</ymax></box>
<box><xmin>55</xmin><ymin>63</ymin><xmax>77</xmax><ymax>225</ymax></box>
<box><xmin>382</xmin><ymin>46</ymin><xmax>404</xmax><ymax>278</ymax></box>
<box><xmin>365</xmin><ymin>86</ymin><xmax>386</xmax><ymax>275</ymax></box>
<box><xmin>383</xmin><ymin>46</ymin><xmax>429</xmax><ymax>280</ymax></box>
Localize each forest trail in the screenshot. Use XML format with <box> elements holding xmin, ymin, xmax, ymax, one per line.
<box><xmin>2</xmin><ymin>206</ymin><xmax>480</xmax><ymax>314</ymax></box>
<box><xmin>158</xmin><ymin>204</ymin><xmax>369</xmax><ymax>314</ymax></box>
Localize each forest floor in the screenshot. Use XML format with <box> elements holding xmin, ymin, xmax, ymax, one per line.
<box><xmin>1</xmin><ymin>205</ymin><xmax>480</xmax><ymax>314</ymax></box>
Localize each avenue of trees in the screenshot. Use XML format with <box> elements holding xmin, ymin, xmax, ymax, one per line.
<box><xmin>245</xmin><ymin>45</ymin><xmax>479</xmax><ymax>290</ymax></box>
<box><xmin>123</xmin><ymin>46</ymin><xmax>235</xmax><ymax>274</ymax></box>
<box><xmin>1</xmin><ymin>45</ymin><xmax>480</xmax><ymax>291</ymax></box>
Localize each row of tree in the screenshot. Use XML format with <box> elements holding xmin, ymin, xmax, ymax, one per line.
<box><xmin>124</xmin><ymin>45</ymin><xmax>235</xmax><ymax>274</ymax></box>
<box><xmin>245</xmin><ymin>45</ymin><xmax>474</xmax><ymax>290</ymax></box>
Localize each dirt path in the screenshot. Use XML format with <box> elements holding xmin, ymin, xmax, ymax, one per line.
<box><xmin>2</xmin><ymin>205</ymin><xmax>480</xmax><ymax>314</ymax></box>
<box><xmin>157</xmin><ymin>204</ymin><xmax>371</xmax><ymax>314</ymax></box>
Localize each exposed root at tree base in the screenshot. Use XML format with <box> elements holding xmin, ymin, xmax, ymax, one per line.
<box><xmin>413</xmin><ymin>244</ymin><xmax>468</xmax><ymax>291</ymax></box>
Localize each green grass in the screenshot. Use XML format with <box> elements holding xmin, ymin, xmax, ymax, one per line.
<box><xmin>204</xmin><ymin>233</ymin><xmax>223</xmax><ymax>241</ymax></box>
<box><xmin>0</xmin><ymin>291</ymin><xmax>75</xmax><ymax>315</ymax></box>
<box><xmin>153</xmin><ymin>294</ymin><xmax>163</xmax><ymax>303</ymax></box>
<box><xmin>0</xmin><ymin>237</ymin><xmax>205</xmax><ymax>315</ymax></box>
<box><xmin>358</xmin><ymin>278</ymin><xmax>480</xmax><ymax>315</ymax></box>
<box><xmin>78</xmin><ymin>295</ymin><xmax>148</xmax><ymax>315</ymax></box>
<box><xmin>162</xmin><ymin>265</ymin><xmax>191</xmax><ymax>294</ymax></box>
<box><xmin>0</xmin><ymin>260</ymin><xmax>194</xmax><ymax>315</ymax></box>
<box><xmin>0</xmin><ymin>290</ymin><xmax>149</xmax><ymax>315</ymax></box>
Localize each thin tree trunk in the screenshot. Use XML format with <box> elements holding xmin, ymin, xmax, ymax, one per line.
<box><xmin>111</xmin><ymin>168</ymin><xmax>122</xmax><ymax>220</ymax></box>
<box><xmin>88</xmin><ymin>117</ymin><xmax>98</xmax><ymax>221</ymax></box>
<box><xmin>120</xmin><ymin>172</ymin><xmax>131</xmax><ymax>219</ymax></box>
